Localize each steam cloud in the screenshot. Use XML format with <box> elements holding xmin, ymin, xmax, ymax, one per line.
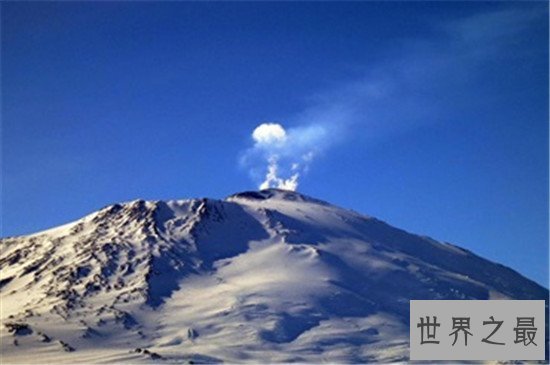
<box><xmin>239</xmin><ymin>8</ymin><xmax>538</xmax><ymax>192</ymax></box>
<box><xmin>242</xmin><ymin>122</ymin><xmax>328</xmax><ymax>191</ymax></box>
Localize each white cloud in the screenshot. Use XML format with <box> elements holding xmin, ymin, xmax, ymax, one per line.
<box><xmin>252</xmin><ymin>123</ymin><xmax>287</xmax><ymax>146</ymax></box>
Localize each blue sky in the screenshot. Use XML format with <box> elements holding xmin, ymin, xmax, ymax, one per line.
<box><xmin>2</xmin><ymin>2</ymin><xmax>548</xmax><ymax>286</ymax></box>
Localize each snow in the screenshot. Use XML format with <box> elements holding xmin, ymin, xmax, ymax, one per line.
<box><xmin>1</xmin><ymin>188</ymin><xmax>547</xmax><ymax>363</ymax></box>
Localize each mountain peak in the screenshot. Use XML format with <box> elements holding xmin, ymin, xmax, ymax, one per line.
<box><xmin>226</xmin><ymin>188</ymin><xmax>329</xmax><ymax>205</ymax></box>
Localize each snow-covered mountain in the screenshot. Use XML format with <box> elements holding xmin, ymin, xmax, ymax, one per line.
<box><xmin>1</xmin><ymin>189</ymin><xmax>547</xmax><ymax>363</ymax></box>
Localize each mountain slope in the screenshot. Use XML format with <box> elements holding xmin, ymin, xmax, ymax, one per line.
<box><xmin>1</xmin><ymin>189</ymin><xmax>547</xmax><ymax>363</ymax></box>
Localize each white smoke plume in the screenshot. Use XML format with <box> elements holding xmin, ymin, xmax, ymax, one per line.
<box><xmin>258</xmin><ymin>156</ymin><xmax>299</xmax><ymax>191</ymax></box>
<box><xmin>239</xmin><ymin>8</ymin><xmax>539</xmax><ymax>192</ymax></box>
<box><xmin>242</xmin><ymin>122</ymin><xmax>329</xmax><ymax>191</ymax></box>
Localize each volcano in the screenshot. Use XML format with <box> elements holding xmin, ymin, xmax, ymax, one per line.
<box><xmin>1</xmin><ymin>189</ymin><xmax>547</xmax><ymax>363</ymax></box>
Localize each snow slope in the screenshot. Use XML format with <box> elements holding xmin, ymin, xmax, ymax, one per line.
<box><xmin>0</xmin><ymin>189</ymin><xmax>547</xmax><ymax>363</ymax></box>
